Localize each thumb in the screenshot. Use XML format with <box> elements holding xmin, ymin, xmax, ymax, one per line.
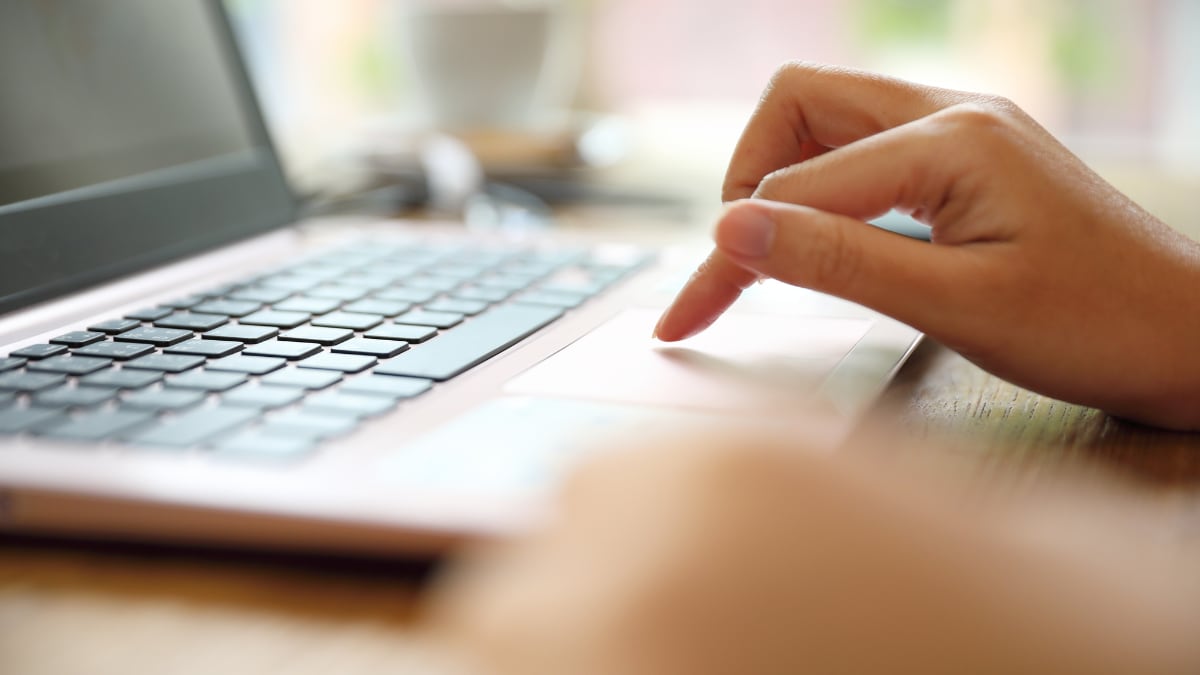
<box><xmin>715</xmin><ymin>199</ymin><xmax>975</xmax><ymax>332</ymax></box>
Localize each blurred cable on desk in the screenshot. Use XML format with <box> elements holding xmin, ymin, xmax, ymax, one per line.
<box><xmin>299</xmin><ymin>127</ymin><xmax>694</xmax><ymax>229</ymax></box>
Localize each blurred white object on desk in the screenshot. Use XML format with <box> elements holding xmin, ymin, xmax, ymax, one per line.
<box><xmin>399</xmin><ymin>0</ymin><xmax>581</xmax><ymax>134</ymax></box>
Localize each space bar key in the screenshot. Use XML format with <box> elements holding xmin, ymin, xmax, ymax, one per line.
<box><xmin>374</xmin><ymin>305</ymin><xmax>563</xmax><ymax>381</ymax></box>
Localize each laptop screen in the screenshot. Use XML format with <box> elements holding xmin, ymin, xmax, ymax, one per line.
<box><xmin>0</xmin><ymin>0</ymin><xmax>294</xmax><ymax>315</ymax></box>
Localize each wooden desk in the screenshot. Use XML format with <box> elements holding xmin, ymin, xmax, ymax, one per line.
<box><xmin>5</xmin><ymin>169</ymin><xmax>1200</xmax><ymax>675</ymax></box>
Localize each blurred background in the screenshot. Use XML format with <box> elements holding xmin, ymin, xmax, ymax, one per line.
<box><xmin>224</xmin><ymin>0</ymin><xmax>1200</xmax><ymax>227</ymax></box>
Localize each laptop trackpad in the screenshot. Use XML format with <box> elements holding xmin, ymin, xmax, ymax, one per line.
<box><xmin>375</xmin><ymin>310</ymin><xmax>872</xmax><ymax>506</ymax></box>
<box><xmin>506</xmin><ymin>308</ymin><xmax>872</xmax><ymax>413</ymax></box>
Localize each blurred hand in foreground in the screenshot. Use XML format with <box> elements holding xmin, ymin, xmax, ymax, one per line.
<box><xmin>429</xmin><ymin>435</ymin><xmax>1200</xmax><ymax>675</ymax></box>
<box><xmin>654</xmin><ymin>63</ymin><xmax>1200</xmax><ymax>429</ymax></box>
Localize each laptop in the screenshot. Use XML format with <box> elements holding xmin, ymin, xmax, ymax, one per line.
<box><xmin>0</xmin><ymin>0</ymin><xmax>921</xmax><ymax>556</ymax></box>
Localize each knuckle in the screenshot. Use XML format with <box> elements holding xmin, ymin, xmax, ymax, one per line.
<box><xmin>764</xmin><ymin>61</ymin><xmax>844</xmax><ymax>103</ymax></box>
<box><xmin>973</xmin><ymin>93</ymin><xmax>1023</xmax><ymax>118</ymax></box>
<box><xmin>938</xmin><ymin>97</ymin><xmax>1025</xmax><ymax>133</ymax></box>
<box><xmin>925</xmin><ymin>101</ymin><xmax>1026</xmax><ymax>154</ymax></box>
<box><xmin>943</xmin><ymin>102</ymin><xmax>1010</xmax><ymax>131</ymax></box>
<box><xmin>767</xmin><ymin>61</ymin><xmax>860</xmax><ymax>93</ymax></box>
<box><xmin>800</xmin><ymin>218</ymin><xmax>858</xmax><ymax>292</ymax></box>
<box><xmin>753</xmin><ymin>166</ymin><xmax>799</xmax><ymax>201</ymax></box>
<box><xmin>768</xmin><ymin>59</ymin><xmax>814</xmax><ymax>89</ymax></box>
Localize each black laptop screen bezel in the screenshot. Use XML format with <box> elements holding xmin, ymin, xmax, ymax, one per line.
<box><xmin>0</xmin><ymin>0</ymin><xmax>296</xmax><ymax>317</ymax></box>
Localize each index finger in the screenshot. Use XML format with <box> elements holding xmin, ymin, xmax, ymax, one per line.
<box><xmin>721</xmin><ymin>62</ymin><xmax>970</xmax><ymax>202</ymax></box>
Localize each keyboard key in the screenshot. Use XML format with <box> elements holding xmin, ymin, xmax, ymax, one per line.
<box><xmin>424</xmin><ymin>299</ymin><xmax>488</xmax><ymax>316</ymax></box>
<box><xmin>153</xmin><ymin>312</ymin><xmax>229</xmax><ymax>331</ymax></box>
<box><xmin>126</xmin><ymin>406</ymin><xmax>260</xmax><ymax>448</ymax></box>
<box><xmin>37</xmin><ymin>409</ymin><xmax>155</xmax><ymax>442</ymax></box>
<box><xmin>330</xmin><ymin>337</ymin><xmax>409</xmax><ymax>358</ymax></box>
<box><xmin>166</xmin><ymin>370</ymin><xmax>249</xmax><ymax>392</ymax></box>
<box><xmin>239</xmin><ymin>310</ymin><xmax>311</xmax><ymax>329</ymax></box>
<box><xmin>10</xmin><ymin>343</ymin><xmax>69</xmax><ymax>360</ymax></box>
<box><xmin>311</xmin><ymin>311</ymin><xmax>383</xmax><ymax>331</ymax></box>
<box><xmin>79</xmin><ymin>369</ymin><xmax>162</xmax><ymax>389</ymax></box>
<box><xmin>432</xmin><ymin>264</ymin><xmax>490</xmax><ymax>280</ymax></box>
<box><xmin>260</xmin><ymin>368</ymin><xmax>342</xmax><ymax>390</ymax></box>
<box><xmin>32</xmin><ymin>385</ymin><xmax>118</xmax><ymax>408</ymax></box>
<box><xmin>0</xmin><ymin>407</ymin><xmax>64</xmax><ymax>434</ymax></box>
<box><xmin>262</xmin><ymin>410</ymin><xmax>357</xmax><ymax>439</ymax></box>
<box><xmin>501</xmin><ymin>262</ymin><xmax>558</xmax><ymax>278</ymax></box>
<box><xmin>0</xmin><ymin>392</ymin><xmax>13</xmax><ymax>407</ymax></box>
<box><xmin>296</xmin><ymin>353</ymin><xmax>375</xmax><ymax>374</ymax></box>
<box><xmin>318</xmin><ymin>251</ymin><xmax>382</xmax><ymax>268</ymax></box>
<box><xmin>373</xmin><ymin>287</ymin><xmax>437</xmax><ymax>304</ymax></box>
<box><xmin>0</xmin><ymin>357</ymin><xmax>26</xmax><ymax>372</ymax></box>
<box><xmin>192</xmin><ymin>299</ymin><xmax>262</xmax><ymax>317</ymax></box>
<box><xmin>229</xmin><ymin>287</ymin><xmax>291</xmax><ymax>304</ymax></box>
<box><xmin>278</xmin><ymin>326</ymin><xmax>352</xmax><ymax>345</ymax></box>
<box><xmin>375</xmin><ymin>304</ymin><xmax>561</xmax><ymax>381</ymax></box>
<box><xmin>203</xmin><ymin>324</ymin><xmax>279</xmax><ymax>343</ymax></box>
<box><xmin>88</xmin><ymin>318</ymin><xmax>141</xmax><ymax>334</ymax></box>
<box><xmin>541</xmin><ymin>279</ymin><xmax>608</xmax><ymax>296</ymax></box>
<box><xmin>124</xmin><ymin>353</ymin><xmax>205</xmax><ymax>373</ymax></box>
<box><xmin>307</xmin><ymin>284</ymin><xmax>369</xmax><ymax>302</ymax></box>
<box><xmin>211</xmin><ymin>431</ymin><xmax>315</xmax><ymax>462</ymax></box>
<box><xmin>364</xmin><ymin>323</ymin><xmax>437</xmax><ymax>343</ymax></box>
<box><xmin>273</xmin><ymin>296</ymin><xmax>341</xmax><ymax>315</ymax></box>
<box><xmin>304</xmin><ymin>391</ymin><xmax>395</xmax><ymax>418</ymax></box>
<box><xmin>341</xmin><ymin>374</ymin><xmax>432</xmax><ymax>399</ymax></box>
<box><xmin>50</xmin><ymin>331</ymin><xmax>105</xmax><ymax>347</ymax></box>
<box><xmin>122</xmin><ymin>389</ymin><xmax>206</xmax><ymax>412</ymax></box>
<box><xmin>206</xmin><ymin>355</ymin><xmax>286</xmax><ymax>375</ymax></box>
<box><xmin>359</xmin><ymin>264</ymin><xmax>420</xmax><ymax>281</ymax></box>
<box><xmin>242</xmin><ymin>340</ymin><xmax>321</xmax><ymax>360</ymax></box>
<box><xmin>221</xmin><ymin>383</ymin><xmax>303</xmax><ymax>409</ymax></box>
<box><xmin>380</xmin><ymin>248</ymin><xmax>444</xmax><ymax>265</ymax></box>
<box><xmin>406</xmin><ymin>277</ymin><xmax>461</xmax><ymax>293</ymax></box>
<box><xmin>394</xmin><ymin>309</ymin><xmax>464</xmax><ymax>329</ymax></box>
<box><xmin>115</xmin><ymin>326</ymin><xmax>193</xmax><ymax>347</ymax></box>
<box><xmin>73</xmin><ymin>341</ymin><xmax>156</xmax><ymax>360</ymax></box>
<box><xmin>479</xmin><ymin>276</ymin><xmax>533</xmax><ymax>292</ymax></box>
<box><xmin>259</xmin><ymin>275</ymin><xmax>321</xmax><ymax>292</ymax></box>
<box><xmin>27</xmin><ymin>355</ymin><xmax>112</xmax><ymax>376</ymax></box>
<box><xmin>342</xmin><ymin>299</ymin><xmax>411</xmax><ymax>317</ymax></box>
<box><xmin>287</xmin><ymin>266</ymin><xmax>344</xmax><ymax>282</ymax></box>
<box><xmin>164</xmin><ymin>339</ymin><xmax>244</xmax><ymax>358</ymax></box>
<box><xmin>450</xmin><ymin>250</ymin><xmax>513</xmax><ymax>267</ymax></box>
<box><xmin>515</xmin><ymin>290</ymin><xmax>588</xmax><ymax>308</ymax></box>
<box><xmin>336</xmin><ymin>274</ymin><xmax>393</xmax><ymax>292</ymax></box>
<box><xmin>526</xmin><ymin>248</ymin><xmax>587</xmax><ymax>266</ymax></box>
<box><xmin>124</xmin><ymin>307</ymin><xmax>173</xmax><ymax>321</ymax></box>
<box><xmin>454</xmin><ymin>287</ymin><xmax>511</xmax><ymax>303</ymax></box>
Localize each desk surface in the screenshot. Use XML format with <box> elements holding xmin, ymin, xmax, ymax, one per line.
<box><xmin>5</xmin><ymin>168</ymin><xmax>1200</xmax><ymax>675</ymax></box>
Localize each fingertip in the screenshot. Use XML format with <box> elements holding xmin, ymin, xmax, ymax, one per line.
<box><xmin>651</xmin><ymin>310</ymin><xmax>668</xmax><ymax>340</ymax></box>
<box><xmin>651</xmin><ymin>300</ymin><xmax>697</xmax><ymax>342</ymax></box>
<box><xmin>653</xmin><ymin>250</ymin><xmax>758</xmax><ymax>342</ymax></box>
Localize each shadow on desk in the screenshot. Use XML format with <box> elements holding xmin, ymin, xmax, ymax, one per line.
<box><xmin>0</xmin><ymin>532</ymin><xmax>438</xmax><ymax>624</ymax></box>
<box><xmin>876</xmin><ymin>340</ymin><xmax>1200</xmax><ymax>488</ymax></box>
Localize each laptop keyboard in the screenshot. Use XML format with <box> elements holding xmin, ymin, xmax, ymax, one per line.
<box><xmin>0</xmin><ymin>239</ymin><xmax>648</xmax><ymax>461</ymax></box>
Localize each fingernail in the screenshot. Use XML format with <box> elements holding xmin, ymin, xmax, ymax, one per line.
<box><xmin>651</xmin><ymin>311</ymin><xmax>666</xmax><ymax>339</ymax></box>
<box><xmin>717</xmin><ymin>207</ymin><xmax>775</xmax><ymax>259</ymax></box>
<box><xmin>652</xmin><ymin>300</ymin><xmax>679</xmax><ymax>341</ymax></box>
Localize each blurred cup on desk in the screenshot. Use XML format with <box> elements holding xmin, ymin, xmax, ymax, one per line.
<box><xmin>399</xmin><ymin>0</ymin><xmax>580</xmax><ymax>133</ymax></box>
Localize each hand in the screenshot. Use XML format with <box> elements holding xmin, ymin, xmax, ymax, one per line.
<box><xmin>428</xmin><ymin>436</ymin><xmax>1200</xmax><ymax>674</ymax></box>
<box><xmin>653</xmin><ymin>63</ymin><xmax>1200</xmax><ymax>429</ymax></box>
